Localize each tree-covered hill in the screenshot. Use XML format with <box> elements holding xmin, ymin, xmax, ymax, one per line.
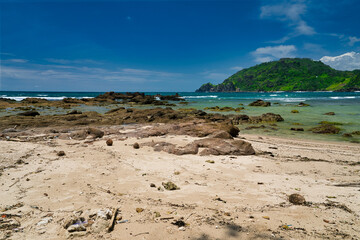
<box><xmin>196</xmin><ymin>58</ymin><xmax>360</xmax><ymax>92</ymax></box>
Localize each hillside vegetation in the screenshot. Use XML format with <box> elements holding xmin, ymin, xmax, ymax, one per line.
<box><xmin>196</xmin><ymin>58</ymin><xmax>360</xmax><ymax>92</ymax></box>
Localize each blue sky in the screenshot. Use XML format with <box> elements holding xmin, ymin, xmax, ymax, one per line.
<box><xmin>1</xmin><ymin>0</ymin><xmax>360</xmax><ymax>91</ymax></box>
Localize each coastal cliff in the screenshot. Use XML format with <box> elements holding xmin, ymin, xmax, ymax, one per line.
<box><xmin>196</xmin><ymin>58</ymin><xmax>360</xmax><ymax>92</ymax></box>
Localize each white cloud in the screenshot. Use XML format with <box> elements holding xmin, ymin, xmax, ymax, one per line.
<box><xmin>230</xmin><ymin>66</ymin><xmax>243</xmax><ymax>71</ymax></box>
<box><xmin>260</xmin><ymin>0</ymin><xmax>315</xmax><ymax>42</ymax></box>
<box><xmin>348</xmin><ymin>36</ymin><xmax>360</xmax><ymax>46</ymax></box>
<box><xmin>252</xmin><ymin>45</ymin><xmax>297</xmax><ymax>63</ymax></box>
<box><xmin>320</xmin><ymin>52</ymin><xmax>360</xmax><ymax>71</ymax></box>
<box><xmin>2</xmin><ymin>59</ymin><xmax>28</xmax><ymax>63</ymax></box>
<box><xmin>46</xmin><ymin>58</ymin><xmax>102</xmax><ymax>65</ymax></box>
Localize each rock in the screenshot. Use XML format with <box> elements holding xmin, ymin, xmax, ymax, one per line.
<box><xmin>289</xmin><ymin>193</ymin><xmax>306</xmax><ymax>205</ymax></box>
<box><xmin>195</xmin><ymin>138</ymin><xmax>255</xmax><ymax>156</ymax></box>
<box><xmin>351</xmin><ymin>131</ymin><xmax>360</xmax><ymax>135</ymax></box>
<box><xmin>291</xmin><ymin>110</ymin><xmax>299</xmax><ymax>113</ymax></box>
<box><xmin>310</xmin><ymin>124</ymin><xmax>340</xmax><ymax>134</ymax></box>
<box><xmin>2</xmin><ymin>128</ymin><xmax>18</xmax><ymax>133</ymax></box>
<box><xmin>290</xmin><ymin>128</ymin><xmax>304</xmax><ymax>131</ymax></box>
<box><xmin>69</xmin><ymin>130</ymin><xmax>88</xmax><ymax>140</ymax></box>
<box><xmin>133</xmin><ymin>142</ymin><xmax>140</xmax><ymax>149</ymax></box>
<box><xmin>205</xmin><ymin>160</ymin><xmax>215</xmax><ymax>164</ymax></box>
<box><xmin>150</xmin><ymin>183</ymin><xmax>156</xmax><ymax>188</ymax></box>
<box><xmin>256</xmin><ymin>113</ymin><xmax>284</xmax><ymax>122</ymax></box>
<box><xmin>297</xmin><ymin>102</ymin><xmax>310</xmax><ymax>107</ymax></box>
<box><xmin>162</xmin><ymin>181</ymin><xmax>180</xmax><ymax>190</ymax></box>
<box><xmin>57</xmin><ymin>151</ymin><xmax>66</xmax><ymax>156</ymax></box>
<box><xmin>343</xmin><ymin>133</ymin><xmax>352</xmax><ymax>137</ymax></box>
<box><xmin>106</xmin><ymin>139</ymin><xmax>113</xmax><ymax>146</ymax></box>
<box><xmin>324</xmin><ymin>112</ymin><xmax>335</xmax><ymax>115</ymax></box>
<box><xmin>17</xmin><ymin>111</ymin><xmax>40</xmax><ymax>117</ymax></box>
<box><xmin>249</xmin><ymin>100</ymin><xmax>271</xmax><ymax>107</ymax></box>
<box><xmin>218</xmin><ymin>124</ymin><xmax>240</xmax><ymax>137</ymax></box>
<box><xmin>87</xmin><ymin>128</ymin><xmax>104</xmax><ymax>138</ymax></box>
<box><xmin>67</xmin><ymin>110</ymin><xmax>82</xmax><ymax>115</ymax></box>
<box><xmin>136</xmin><ymin>208</ymin><xmax>144</xmax><ymax>213</ymax></box>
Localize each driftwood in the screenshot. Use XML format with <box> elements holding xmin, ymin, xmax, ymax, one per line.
<box><xmin>107</xmin><ymin>208</ymin><xmax>118</xmax><ymax>232</ymax></box>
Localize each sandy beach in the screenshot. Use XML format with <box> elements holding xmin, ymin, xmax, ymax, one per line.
<box><xmin>1</xmin><ymin>123</ymin><xmax>359</xmax><ymax>240</ymax></box>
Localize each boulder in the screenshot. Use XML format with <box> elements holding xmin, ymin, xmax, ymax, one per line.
<box><xmin>194</xmin><ymin>138</ymin><xmax>255</xmax><ymax>156</ymax></box>
<box><xmin>17</xmin><ymin>111</ymin><xmax>40</xmax><ymax>117</ymax></box>
<box><xmin>290</xmin><ymin>128</ymin><xmax>304</xmax><ymax>131</ymax></box>
<box><xmin>249</xmin><ymin>100</ymin><xmax>271</xmax><ymax>107</ymax></box>
<box><xmin>87</xmin><ymin>128</ymin><xmax>104</xmax><ymax>138</ymax></box>
<box><xmin>297</xmin><ymin>102</ymin><xmax>310</xmax><ymax>107</ymax></box>
<box><xmin>310</xmin><ymin>124</ymin><xmax>340</xmax><ymax>134</ymax></box>
<box><xmin>324</xmin><ymin>112</ymin><xmax>335</xmax><ymax>115</ymax></box>
<box><xmin>208</xmin><ymin>130</ymin><xmax>233</xmax><ymax>139</ymax></box>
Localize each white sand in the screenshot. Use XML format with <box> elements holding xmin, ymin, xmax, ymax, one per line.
<box><xmin>1</xmin><ymin>127</ymin><xmax>359</xmax><ymax>239</ymax></box>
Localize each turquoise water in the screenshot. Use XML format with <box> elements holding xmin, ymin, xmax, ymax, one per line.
<box><xmin>1</xmin><ymin>91</ymin><xmax>360</xmax><ymax>142</ymax></box>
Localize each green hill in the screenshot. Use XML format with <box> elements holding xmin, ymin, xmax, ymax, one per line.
<box><xmin>196</xmin><ymin>58</ymin><xmax>360</xmax><ymax>92</ymax></box>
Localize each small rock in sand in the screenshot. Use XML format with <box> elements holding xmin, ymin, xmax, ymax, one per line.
<box><xmin>162</xmin><ymin>181</ymin><xmax>180</xmax><ymax>190</ymax></box>
<box><xmin>106</xmin><ymin>139</ymin><xmax>113</xmax><ymax>146</ymax></box>
<box><xmin>289</xmin><ymin>193</ymin><xmax>306</xmax><ymax>205</ymax></box>
<box><xmin>57</xmin><ymin>151</ymin><xmax>66</xmax><ymax>156</ymax></box>
<box><xmin>133</xmin><ymin>142</ymin><xmax>140</xmax><ymax>149</ymax></box>
<box><xmin>136</xmin><ymin>208</ymin><xmax>144</xmax><ymax>213</ymax></box>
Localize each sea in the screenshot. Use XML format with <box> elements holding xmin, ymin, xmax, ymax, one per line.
<box><xmin>1</xmin><ymin>91</ymin><xmax>360</xmax><ymax>143</ymax></box>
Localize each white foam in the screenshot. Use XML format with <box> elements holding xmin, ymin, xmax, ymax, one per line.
<box><xmin>6</xmin><ymin>96</ymin><xmax>67</xmax><ymax>101</ymax></box>
<box><xmin>330</xmin><ymin>96</ymin><xmax>356</xmax><ymax>99</ymax></box>
<box><xmin>264</xmin><ymin>98</ymin><xmax>306</xmax><ymax>102</ymax></box>
<box><xmin>183</xmin><ymin>95</ymin><xmax>218</xmax><ymax>99</ymax></box>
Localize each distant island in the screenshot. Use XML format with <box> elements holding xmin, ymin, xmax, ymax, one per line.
<box><xmin>196</xmin><ymin>58</ymin><xmax>360</xmax><ymax>92</ymax></box>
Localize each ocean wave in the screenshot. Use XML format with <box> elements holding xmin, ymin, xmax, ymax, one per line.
<box><xmin>264</xmin><ymin>98</ymin><xmax>306</xmax><ymax>102</ymax></box>
<box><xmin>183</xmin><ymin>95</ymin><xmax>218</xmax><ymax>99</ymax></box>
<box><xmin>269</xmin><ymin>94</ymin><xmax>278</xmax><ymax>96</ymax></box>
<box><xmin>5</xmin><ymin>96</ymin><xmax>68</xmax><ymax>101</ymax></box>
<box><xmin>330</xmin><ymin>96</ymin><xmax>356</xmax><ymax>99</ymax></box>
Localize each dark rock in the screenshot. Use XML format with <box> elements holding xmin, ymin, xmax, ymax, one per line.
<box><xmin>351</xmin><ymin>131</ymin><xmax>360</xmax><ymax>135</ymax></box>
<box><xmin>208</xmin><ymin>130</ymin><xmax>233</xmax><ymax>139</ymax></box>
<box><xmin>289</xmin><ymin>193</ymin><xmax>306</xmax><ymax>205</ymax></box>
<box><xmin>249</xmin><ymin>100</ymin><xmax>271</xmax><ymax>107</ymax></box>
<box><xmin>67</xmin><ymin>110</ymin><xmax>82</xmax><ymax>115</ymax></box>
<box><xmin>324</xmin><ymin>112</ymin><xmax>335</xmax><ymax>115</ymax></box>
<box><xmin>342</xmin><ymin>133</ymin><xmax>352</xmax><ymax>137</ymax></box>
<box><xmin>106</xmin><ymin>139</ymin><xmax>113</xmax><ymax>146</ymax></box>
<box><xmin>87</xmin><ymin>128</ymin><xmax>104</xmax><ymax>138</ymax></box>
<box><xmin>133</xmin><ymin>142</ymin><xmax>140</xmax><ymax>149</ymax></box>
<box><xmin>310</xmin><ymin>124</ymin><xmax>340</xmax><ymax>134</ymax></box>
<box><xmin>162</xmin><ymin>181</ymin><xmax>180</xmax><ymax>190</ymax></box>
<box><xmin>297</xmin><ymin>102</ymin><xmax>310</xmax><ymax>107</ymax></box>
<box><xmin>291</xmin><ymin>110</ymin><xmax>299</xmax><ymax>113</ymax></box>
<box><xmin>21</xmin><ymin>98</ymin><xmax>48</xmax><ymax>103</ymax></box>
<box><xmin>150</xmin><ymin>183</ymin><xmax>156</xmax><ymax>188</ymax></box>
<box><xmin>290</xmin><ymin>128</ymin><xmax>304</xmax><ymax>131</ymax></box>
<box><xmin>17</xmin><ymin>111</ymin><xmax>40</xmax><ymax>117</ymax></box>
<box><xmin>57</xmin><ymin>151</ymin><xmax>66</xmax><ymax>156</ymax></box>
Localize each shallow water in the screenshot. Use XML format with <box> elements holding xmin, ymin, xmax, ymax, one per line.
<box><xmin>1</xmin><ymin>91</ymin><xmax>359</xmax><ymax>143</ymax></box>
